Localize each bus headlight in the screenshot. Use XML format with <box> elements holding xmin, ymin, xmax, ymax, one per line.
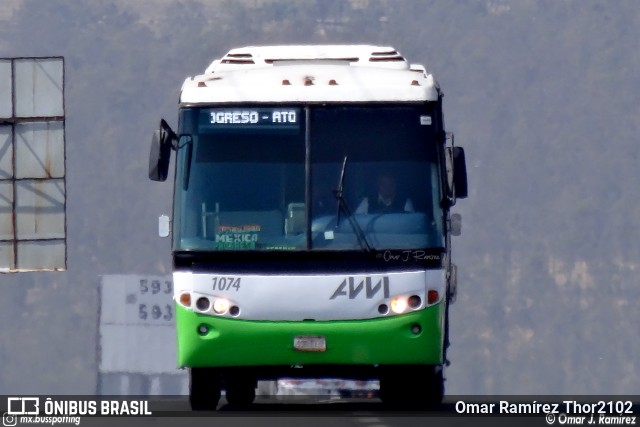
<box><xmin>390</xmin><ymin>296</ymin><xmax>408</xmax><ymax>314</ymax></box>
<box><xmin>195</xmin><ymin>296</ymin><xmax>211</xmax><ymax>311</ymax></box>
<box><xmin>213</xmin><ymin>298</ymin><xmax>230</xmax><ymax>314</ymax></box>
<box><xmin>229</xmin><ymin>305</ymin><xmax>240</xmax><ymax>317</ymax></box>
<box><xmin>408</xmin><ymin>294</ymin><xmax>422</xmax><ymax>309</ymax></box>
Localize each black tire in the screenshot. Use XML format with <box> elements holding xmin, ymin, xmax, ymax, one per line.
<box><xmin>424</xmin><ymin>368</ymin><xmax>444</xmax><ymax>408</ymax></box>
<box><xmin>224</xmin><ymin>377</ymin><xmax>256</xmax><ymax>407</ymax></box>
<box><xmin>339</xmin><ymin>390</ymin><xmax>352</xmax><ymax>398</ymax></box>
<box><xmin>189</xmin><ymin>368</ymin><xmax>221</xmax><ymax>411</ymax></box>
<box><xmin>379</xmin><ymin>366</ymin><xmax>444</xmax><ymax>410</ymax></box>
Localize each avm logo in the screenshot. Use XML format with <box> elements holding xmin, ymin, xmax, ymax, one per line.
<box><xmin>329</xmin><ymin>276</ymin><xmax>390</xmax><ymax>300</ymax></box>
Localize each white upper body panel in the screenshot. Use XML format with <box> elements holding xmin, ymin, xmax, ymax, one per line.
<box><xmin>173</xmin><ymin>269</ymin><xmax>446</xmax><ymax>321</ymax></box>
<box><xmin>180</xmin><ymin>45</ymin><xmax>439</xmax><ymax>104</ymax></box>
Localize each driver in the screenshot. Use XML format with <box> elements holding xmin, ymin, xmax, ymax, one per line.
<box><xmin>355</xmin><ymin>172</ymin><xmax>414</xmax><ymax>214</ymax></box>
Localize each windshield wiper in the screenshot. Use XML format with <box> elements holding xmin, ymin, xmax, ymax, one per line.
<box><xmin>332</xmin><ymin>156</ymin><xmax>372</xmax><ymax>252</ymax></box>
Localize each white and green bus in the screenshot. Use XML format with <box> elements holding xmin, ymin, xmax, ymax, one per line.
<box><xmin>149</xmin><ymin>45</ymin><xmax>468</xmax><ymax>409</ymax></box>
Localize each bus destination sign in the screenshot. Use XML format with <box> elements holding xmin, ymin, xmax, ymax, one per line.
<box><xmin>199</xmin><ymin>108</ymin><xmax>300</xmax><ymax>132</ymax></box>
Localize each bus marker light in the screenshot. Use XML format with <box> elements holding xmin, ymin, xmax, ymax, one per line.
<box><xmin>410</xmin><ymin>324</ymin><xmax>422</xmax><ymax>335</ymax></box>
<box><xmin>427</xmin><ymin>290</ymin><xmax>439</xmax><ymax>304</ymax></box>
<box><xmin>213</xmin><ymin>298</ymin><xmax>230</xmax><ymax>314</ymax></box>
<box><xmin>197</xmin><ymin>324</ymin><xmax>209</xmax><ymax>335</ymax></box>
<box><xmin>195</xmin><ymin>297</ymin><xmax>211</xmax><ymax>311</ymax></box>
<box><xmin>179</xmin><ymin>292</ymin><xmax>191</xmax><ymax>307</ymax></box>
<box><xmin>390</xmin><ymin>297</ymin><xmax>408</xmax><ymax>314</ymax></box>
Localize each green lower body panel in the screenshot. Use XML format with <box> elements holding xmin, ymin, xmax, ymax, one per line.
<box><xmin>176</xmin><ymin>302</ymin><xmax>445</xmax><ymax>367</ymax></box>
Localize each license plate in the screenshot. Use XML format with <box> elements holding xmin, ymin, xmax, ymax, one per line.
<box><xmin>293</xmin><ymin>336</ymin><xmax>326</xmax><ymax>352</ymax></box>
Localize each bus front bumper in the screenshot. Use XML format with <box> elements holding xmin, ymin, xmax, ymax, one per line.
<box><xmin>175</xmin><ymin>302</ymin><xmax>445</xmax><ymax>368</ymax></box>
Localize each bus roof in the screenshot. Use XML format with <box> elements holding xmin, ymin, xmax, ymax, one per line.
<box><xmin>180</xmin><ymin>45</ymin><xmax>440</xmax><ymax>105</ymax></box>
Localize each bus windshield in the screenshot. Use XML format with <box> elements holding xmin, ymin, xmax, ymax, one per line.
<box><xmin>173</xmin><ymin>104</ymin><xmax>444</xmax><ymax>252</ymax></box>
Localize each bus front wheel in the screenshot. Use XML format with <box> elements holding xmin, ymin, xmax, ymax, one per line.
<box><xmin>224</xmin><ymin>376</ymin><xmax>256</xmax><ymax>407</ymax></box>
<box><xmin>379</xmin><ymin>365</ymin><xmax>444</xmax><ymax>409</ymax></box>
<box><xmin>189</xmin><ymin>368</ymin><xmax>221</xmax><ymax>411</ymax></box>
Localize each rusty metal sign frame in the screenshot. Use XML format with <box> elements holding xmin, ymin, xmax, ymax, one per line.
<box><xmin>0</xmin><ymin>56</ymin><xmax>66</xmax><ymax>272</ymax></box>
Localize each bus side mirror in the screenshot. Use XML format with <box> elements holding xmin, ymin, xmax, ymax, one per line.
<box><xmin>452</xmin><ymin>146</ymin><xmax>468</xmax><ymax>199</ymax></box>
<box><xmin>149</xmin><ymin>119</ymin><xmax>177</xmax><ymax>182</ymax></box>
<box><xmin>445</xmin><ymin>145</ymin><xmax>468</xmax><ymax>204</ymax></box>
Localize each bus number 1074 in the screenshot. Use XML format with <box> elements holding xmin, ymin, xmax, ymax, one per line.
<box><xmin>212</xmin><ymin>277</ymin><xmax>241</xmax><ymax>292</ymax></box>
